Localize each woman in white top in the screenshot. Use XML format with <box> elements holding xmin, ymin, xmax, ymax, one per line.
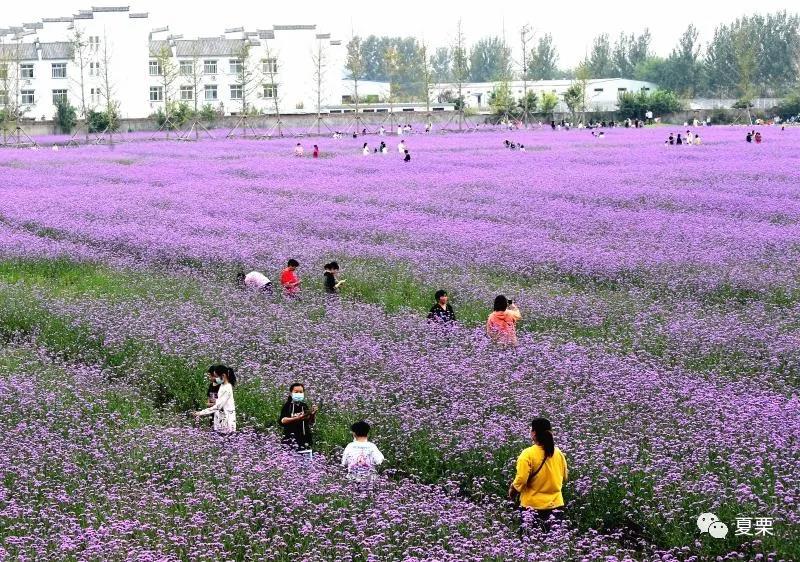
<box><xmin>362</xmin><ymin>143</ymin><xmax>370</xmax><ymax>156</ymax></box>
<box><xmin>195</xmin><ymin>366</ymin><xmax>237</xmax><ymax>434</ymax></box>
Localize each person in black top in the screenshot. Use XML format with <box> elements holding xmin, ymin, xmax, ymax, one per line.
<box><xmin>427</xmin><ymin>289</ymin><xmax>456</xmax><ymax>323</ymax></box>
<box><xmin>403</xmin><ymin>149</ymin><xmax>411</xmax><ymax>162</ymax></box>
<box><xmin>746</xmin><ymin>131</ymin><xmax>753</xmax><ymax>143</ymax></box>
<box><xmin>205</xmin><ymin>365</ymin><xmax>223</xmax><ymax>428</ymax></box>
<box><xmin>324</xmin><ymin>261</ymin><xmax>345</xmax><ymax>294</ymax></box>
<box><xmin>280</xmin><ymin>383</ymin><xmax>318</xmax><ymax>451</ymax></box>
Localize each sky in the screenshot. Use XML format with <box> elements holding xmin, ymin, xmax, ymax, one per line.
<box><xmin>3</xmin><ymin>0</ymin><xmax>796</xmax><ymax>67</ymax></box>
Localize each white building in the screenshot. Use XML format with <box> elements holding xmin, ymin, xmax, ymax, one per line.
<box><xmin>0</xmin><ymin>6</ymin><xmax>345</xmax><ymax>121</ymax></box>
<box><xmin>429</xmin><ymin>78</ymin><xmax>659</xmax><ymax>113</ymax></box>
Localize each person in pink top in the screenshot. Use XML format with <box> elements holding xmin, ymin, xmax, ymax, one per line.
<box><xmin>486</xmin><ymin>294</ymin><xmax>522</xmax><ymax>346</ymax></box>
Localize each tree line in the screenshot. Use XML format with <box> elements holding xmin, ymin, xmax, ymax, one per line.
<box><xmin>347</xmin><ymin>10</ymin><xmax>799</xmax><ymax>100</ymax></box>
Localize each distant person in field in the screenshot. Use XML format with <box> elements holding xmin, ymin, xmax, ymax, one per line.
<box><xmin>194</xmin><ymin>365</ymin><xmax>237</xmax><ymax>434</ymax></box>
<box><xmin>324</xmin><ymin>261</ymin><xmax>346</xmax><ymax>294</ymax></box>
<box><xmin>397</xmin><ymin>125</ymin><xmax>403</xmax><ymax>136</ymax></box>
<box><xmin>676</xmin><ymin>133</ymin><xmax>683</xmax><ymax>145</ymax></box>
<box><xmin>668</xmin><ymin>133</ymin><xmax>675</xmax><ymax>145</ymax></box>
<box><xmin>362</xmin><ymin>143</ymin><xmax>370</xmax><ymax>156</ymax></box>
<box><xmin>243</xmin><ymin>270</ymin><xmax>273</xmax><ymax>294</ymax></box>
<box><xmin>487</xmin><ymin>295</ymin><xmax>522</xmax><ymax>346</ymax></box>
<box><xmin>693</xmin><ymin>134</ymin><xmax>702</xmax><ymax>145</ymax></box>
<box><xmin>280</xmin><ymin>259</ymin><xmax>301</xmax><ymax>298</ymax></box>
<box><xmin>313</xmin><ymin>145</ymin><xmax>319</xmax><ymax>158</ymax></box>
<box><xmin>508</xmin><ymin>418</ymin><xmax>568</xmax><ymax>525</ymax></box>
<box><xmin>427</xmin><ymin>289</ymin><xmax>456</xmax><ymax>323</ymax></box>
<box><xmin>755</xmin><ymin>131</ymin><xmax>762</xmax><ymax>144</ymax></box>
<box><xmin>380</xmin><ymin>141</ymin><xmax>388</xmax><ymax>154</ymax></box>
<box><xmin>341</xmin><ymin>420</ymin><xmax>385</xmax><ymax>481</ymax></box>
<box><xmin>403</xmin><ymin>149</ymin><xmax>411</xmax><ymax>162</ymax></box>
<box><xmin>280</xmin><ymin>382</ymin><xmax>317</xmax><ymax>452</ymax></box>
<box><xmin>379</xmin><ymin>125</ymin><xmax>386</xmax><ymax>136</ymax></box>
<box><xmin>519</xmin><ymin>144</ymin><xmax>526</xmax><ymax>152</ymax></box>
<box><xmin>398</xmin><ymin>139</ymin><xmax>406</xmax><ymax>153</ymax></box>
<box><xmin>746</xmin><ymin>131</ymin><xmax>753</xmax><ymax>143</ymax></box>
<box><xmin>294</xmin><ymin>143</ymin><xmax>304</xmax><ymax>157</ymax></box>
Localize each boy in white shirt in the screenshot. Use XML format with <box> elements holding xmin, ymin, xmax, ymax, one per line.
<box><xmin>341</xmin><ymin>421</ymin><xmax>384</xmax><ymax>481</ymax></box>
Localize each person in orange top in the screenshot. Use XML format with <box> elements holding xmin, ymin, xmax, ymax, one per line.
<box><xmin>509</xmin><ymin>417</ymin><xmax>568</xmax><ymax>524</ymax></box>
<box><xmin>280</xmin><ymin>259</ymin><xmax>301</xmax><ymax>298</ymax></box>
<box><xmin>486</xmin><ymin>295</ymin><xmax>522</xmax><ymax>346</ymax></box>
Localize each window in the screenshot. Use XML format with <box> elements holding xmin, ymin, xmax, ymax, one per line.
<box><xmin>180</xmin><ymin>86</ymin><xmax>194</xmax><ymax>101</ymax></box>
<box><xmin>88</xmin><ymin>36</ymin><xmax>100</xmax><ymax>51</ymax></box>
<box><xmin>179</xmin><ymin>60</ymin><xmax>193</xmax><ymax>76</ymax></box>
<box><xmin>230</xmin><ymin>84</ymin><xmax>243</xmax><ymax>99</ymax></box>
<box><xmin>203</xmin><ymin>60</ymin><xmax>217</xmax><ymax>75</ymax></box>
<box><xmin>0</xmin><ymin>90</ymin><xmax>8</xmax><ymax>105</ymax></box>
<box><xmin>52</xmin><ymin>89</ymin><xmax>68</xmax><ymax>105</ymax></box>
<box><xmin>618</xmin><ymin>87</ymin><xmax>627</xmax><ymax>92</ymax></box>
<box><xmin>21</xmin><ymin>90</ymin><xmax>35</xmax><ymax>105</ymax></box>
<box><xmin>204</xmin><ymin>84</ymin><xmax>218</xmax><ymax>100</ymax></box>
<box><xmin>21</xmin><ymin>63</ymin><xmax>34</xmax><ymax>79</ymax></box>
<box><xmin>149</xmin><ymin>86</ymin><xmax>163</xmax><ymax>102</ymax></box>
<box><xmin>149</xmin><ymin>60</ymin><xmax>161</xmax><ymax>76</ymax></box>
<box><xmin>262</xmin><ymin>58</ymin><xmax>277</xmax><ymax>74</ymax></box>
<box><xmin>593</xmin><ymin>88</ymin><xmax>604</xmax><ymax>92</ymax></box>
<box><xmin>89</xmin><ymin>62</ymin><xmax>100</xmax><ymax>77</ymax></box>
<box><xmin>90</xmin><ymin>87</ymin><xmax>100</xmax><ymax>104</ymax></box>
<box><xmin>229</xmin><ymin>59</ymin><xmax>242</xmax><ymax>75</ymax></box>
<box><xmin>263</xmin><ymin>84</ymin><xmax>277</xmax><ymax>98</ymax></box>
<box><xmin>52</xmin><ymin>63</ymin><xmax>67</xmax><ymax>79</ymax></box>
<box><xmin>642</xmin><ymin>87</ymin><xmax>651</xmax><ymax>92</ymax></box>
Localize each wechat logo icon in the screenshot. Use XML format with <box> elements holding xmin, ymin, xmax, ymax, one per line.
<box><xmin>697</xmin><ymin>513</ymin><xmax>729</xmax><ymax>539</ymax></box>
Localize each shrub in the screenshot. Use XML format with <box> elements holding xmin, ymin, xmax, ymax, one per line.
<box><xmin>87</xmin><ymin>108</ymin><xmax>119</xmax><ymax>133</ymax></box>
<box><xmin>55</xmin><ymin>100</ymin><xmax>78</xmax><ymax>134</ymax></box>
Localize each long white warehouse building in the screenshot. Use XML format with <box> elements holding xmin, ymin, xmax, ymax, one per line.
<box><xmin>0</xmin><ymin>6</ymin><xmax>345</xmax><ymax>121</ymax></box>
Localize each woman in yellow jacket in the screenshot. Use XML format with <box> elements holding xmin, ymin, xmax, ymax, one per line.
<box><xmin>508</xmin><ymin>418</ymin><xmax>568</xmax><ymax>523</ymax></box>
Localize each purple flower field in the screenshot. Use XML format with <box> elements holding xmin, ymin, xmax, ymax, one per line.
<box><xmin>1</xmin><ymin>125</ymin><xmax>799</xmax><ymax>561</ymax></box>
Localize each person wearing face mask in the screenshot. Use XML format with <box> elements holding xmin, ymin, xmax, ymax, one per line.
<box><xmin>280</xmin><ymin>383</ymin><xmax>318</xmax><ymax>452</ymax></box>
<box><xmin>194</xmin><ymin>365</ymin><xmax>237</xmax><ymax>434</ymax></box>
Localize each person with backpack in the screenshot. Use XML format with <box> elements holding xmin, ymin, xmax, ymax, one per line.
<box><xmin>508</xmin><ymin>418</ymin><xmax>568</xmax><ymax>523</ymax></box>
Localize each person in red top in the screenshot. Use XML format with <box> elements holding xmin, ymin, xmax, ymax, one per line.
<box><xmin>280</xmin><ymin>259</ymin><xmax>301</xmax><ymax>298</ymax></box>
<box><xmin>313</xmin><ymin>145</ymin><xmax>319</xmax><ymax>158</ymax></box>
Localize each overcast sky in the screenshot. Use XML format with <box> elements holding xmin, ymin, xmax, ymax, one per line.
<box><xmin>3</xmin><ymin>0</ymin><xmax>796</xmax><ymax>67</ymax></box>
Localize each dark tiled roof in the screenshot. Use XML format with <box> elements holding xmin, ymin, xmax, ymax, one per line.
<box><xmin>273</xmin><ymin>25</ymin><xmax>316</xmax><ymax>31</ymax></box>
<box><xmin>91</xmin><ymin>6</ymin><xmax>130</xmax><ymax>12</ymax></box>
<box><xmin>172</xmin><ymin>38</ymin><xmax>248</xmax><ymax>57</ymax></box>
<box><xmin>129</xmin><ymin>12</ymin><xmax>149</xmax><ymax>18</ymax></box>
<box><xmin>149</xmin><ymin>40</ymin><xmax>170</xmax><ymax>56</ymax></box>
<box><xmin>40</xmin><ymin>41</ymin><xmax>73</xmax><ymax>60</ymax></box>
<box><xmin>258</xmin><ymin>30</ymin><xmax>275</xmax><ymax>40</ymax></box>
<box><xmin>0</xmin><ymin>43</ymin><xmax>38</xmax><ymax>60</ymax></box>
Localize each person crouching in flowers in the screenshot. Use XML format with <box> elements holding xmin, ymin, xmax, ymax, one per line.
<box><xmin>194</xmin><ymin>365</ymin><xmax>237</xmax><ymax>434</ymax></box>
<box><xmin>486</xmin><ymin>295</ymin><xmax>522</xmax><ymax>346</ymax></box>
<box><xmin>508</xmin><ymin>418</ymin><xmax>568</xmax><ymax>526</ymax></box>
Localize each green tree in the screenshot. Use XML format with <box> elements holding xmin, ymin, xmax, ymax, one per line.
<box><xmin>539</xmin><ymin>91</ymin><xmax>559</xmax><ymax>118</ymax></box>
<box><xmin>430</xmin><ymin>47</ymin><xmax>452</xmax><ymax>82</ymax></box>
<box><xmin>528</xmin><ymin>33</ymin><xmax>559</xmax><ymax>80</ymax></box>
<box><xmin>469</xmin><ymin>36</ymin><xmax>512</xmax><ymax>82</ymax></box>
<box><xmin>55</xmin><ymin>99</ymin><xmax>77</xmax><ymax>134</ymax></box>
<box><xmin>489</xmin><ymin>81</ymin><xmax>515</xmax><ymax>121</ymax></box>
<box><xmin>586</xmin><ymin>34</ymin><xmax>615</xmax><ymax>77</ymax></box>
<box><xmin>612</xmin><ymin>30</ymin><xmax>651</xmax><ymax>78</ymax></box>
<box><xmin>562</xmin><ymin>83</ymin><xmax>583</xmax><ymax>122</ymax></box>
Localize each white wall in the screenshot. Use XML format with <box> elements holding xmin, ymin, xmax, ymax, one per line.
<box><xmin>1</xmin><ymin>7</ymin><xmax>346</xmax><ymax>120</ymax></box>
